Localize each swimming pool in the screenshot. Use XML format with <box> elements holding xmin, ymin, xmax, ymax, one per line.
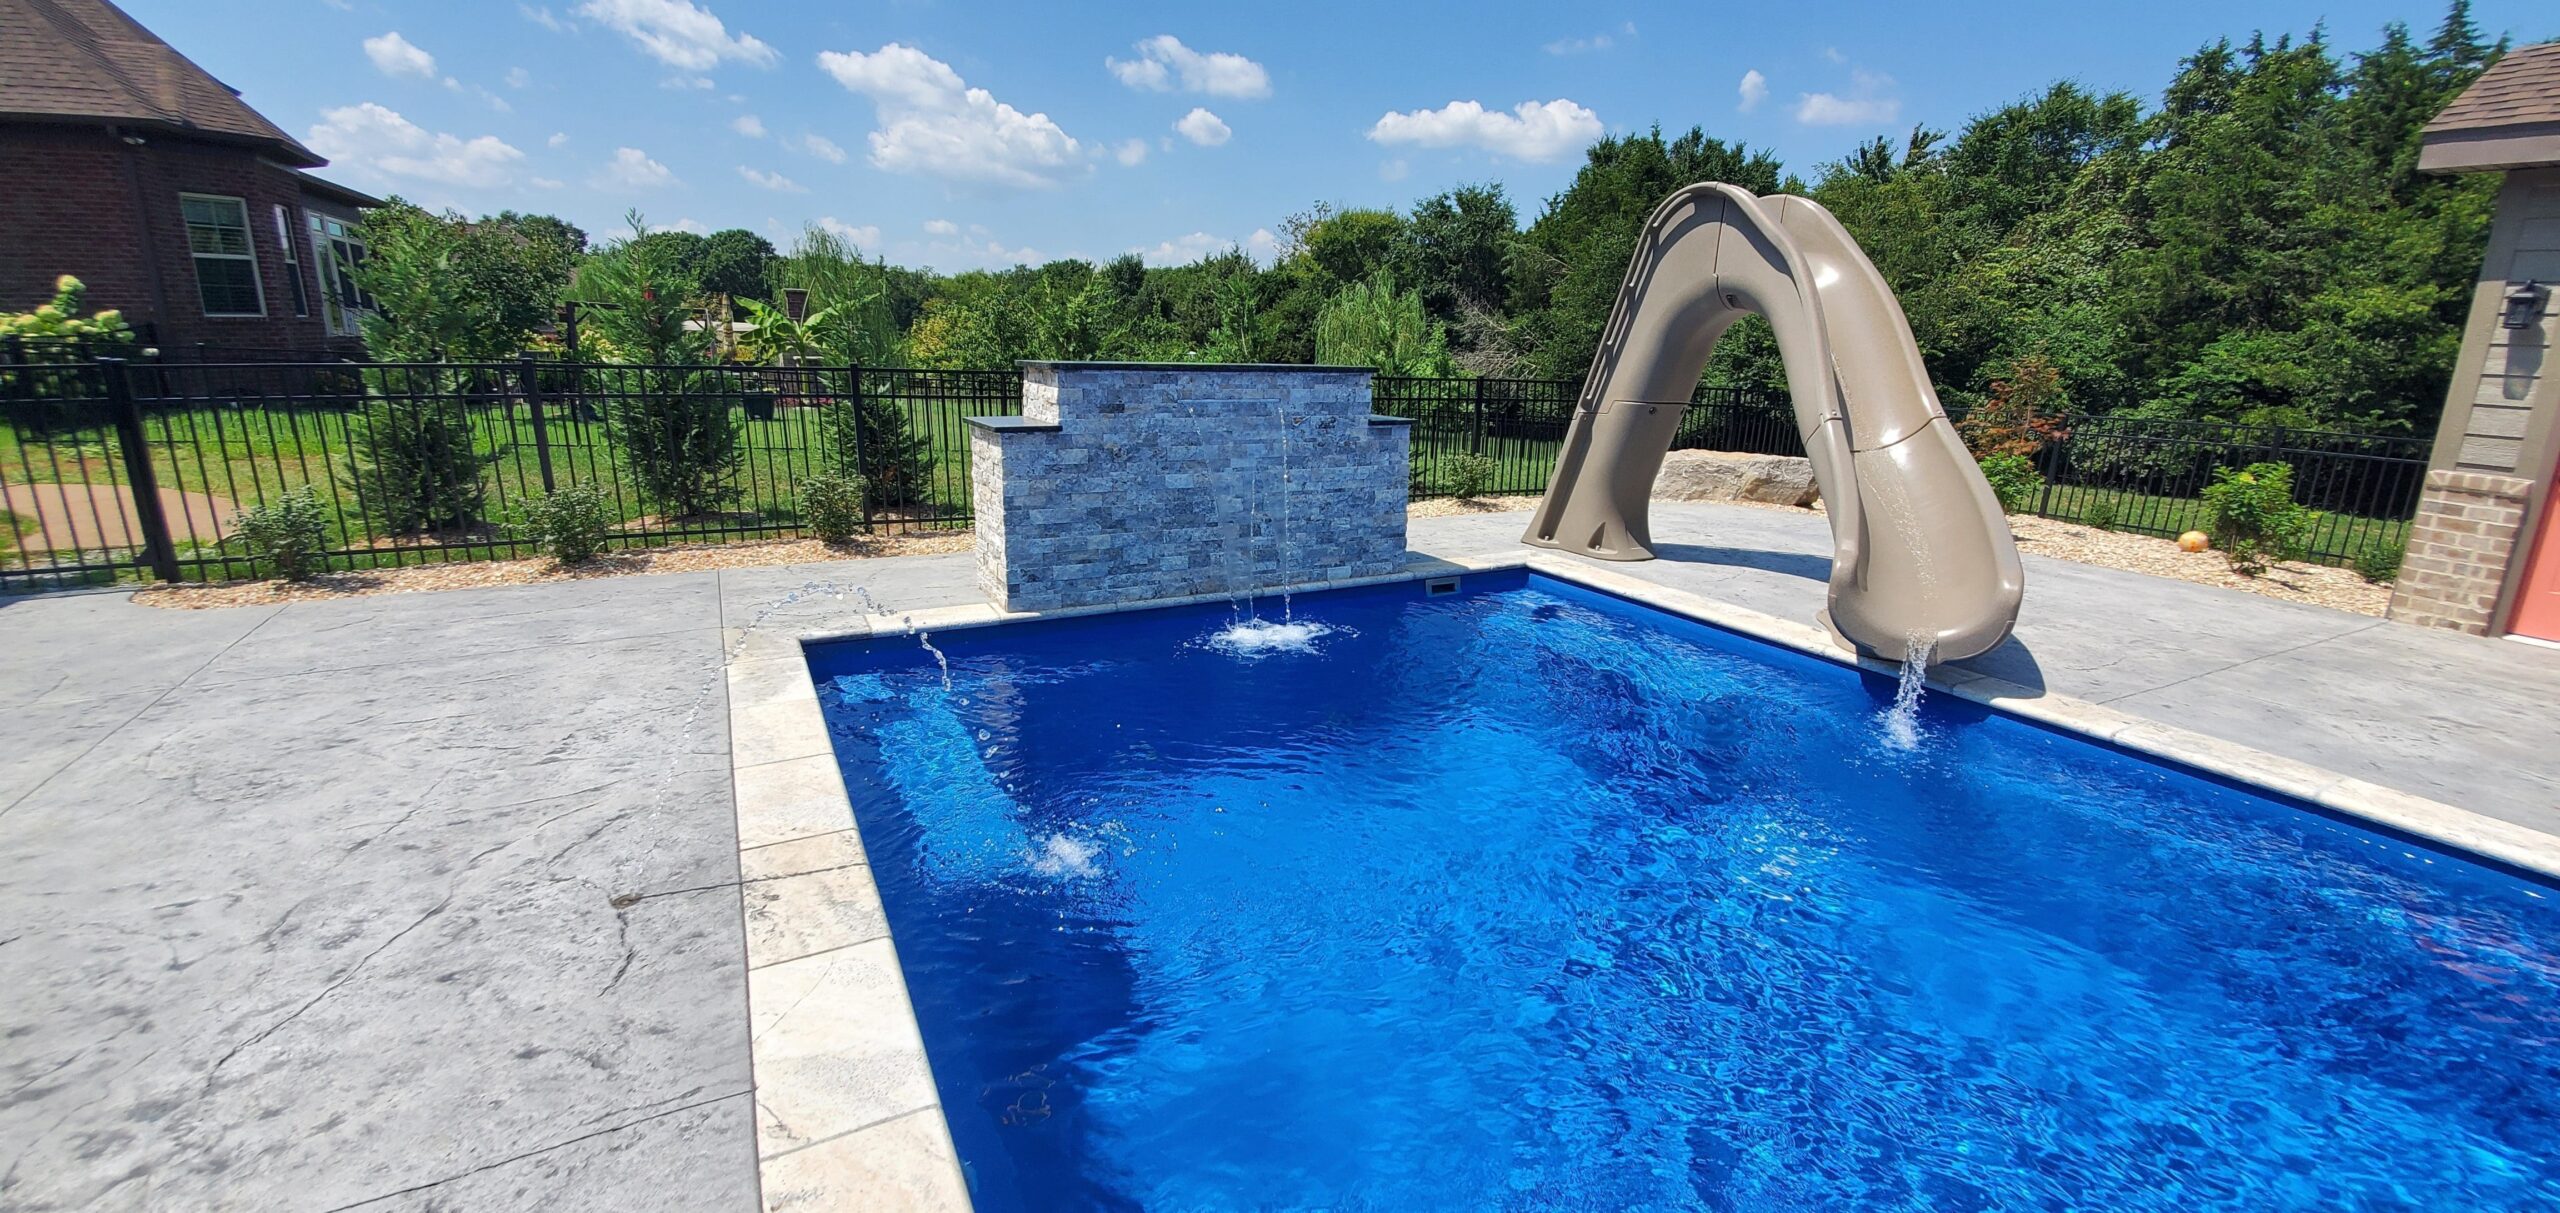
<box><xmin>808</xmin><ymin>570</ymin><xmax>2560</xmax><ymax>1210</ymax></box>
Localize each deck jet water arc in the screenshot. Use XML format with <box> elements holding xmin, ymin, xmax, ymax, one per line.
<box><xmin>1523</xmin><ymin>183</ymin><xmax>2025</xmax><ymax>663</ymax></box>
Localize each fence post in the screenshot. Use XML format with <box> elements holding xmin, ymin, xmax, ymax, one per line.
<box><xmin>846</xmin><ymin>364</ymin><xmax>872</xmax><ymax>530</ymax></box>
<box><xmin>1470</xmin><ymin>377</ymin><xmax>1487</xmax><ymax>455</ymax></box>
<box><xmin>520</xmin><ymin>353</ymin><xmax>556</xmax><ymax>493</ymax></box>
<box><xmin>100</xmin><ymin>357</ymin><xmax>181</xmax><ymax>582</ymax></box>
<box><xmin>2034</xmin><ymin>433</ymin><xmax>2061</xmax><ymax>519</ymax></box>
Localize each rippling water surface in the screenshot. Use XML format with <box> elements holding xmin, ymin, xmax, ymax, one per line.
<box><xmin>809</xmin><ymin>570</ymin><xmax>2560</xmax><ymax>1212</ymax></box>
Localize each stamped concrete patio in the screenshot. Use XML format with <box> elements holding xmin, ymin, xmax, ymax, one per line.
<box><xmin>4</xmin><ymin>500</ymin><xmax>2556</xmax><ymax>1210</ymax></box>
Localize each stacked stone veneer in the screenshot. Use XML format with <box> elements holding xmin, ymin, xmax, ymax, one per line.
<box><xmin>968</xmin><ymin>363</ymin><xmax>1411</xmax><ymax>612</ymax></box>
<box><xmin>2387</xmin><ymin>469</ymin><xmax>2535</xmax><ymax>633</ymax></box>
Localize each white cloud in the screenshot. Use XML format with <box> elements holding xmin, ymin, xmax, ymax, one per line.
<box><xmin>522</xmin><ymin>5</ymin><xmax>571</xmax><ymax>32</ymax></box>
<box><xmin>1738</xmin><ymin>69</ymin><xmax>1768</xmax><ymax>113</ymax></box>
<box><xmin>1543</xmin><ymin>33</ymin><xmax>1610</xmax><ymax>55</ymax></box>
<box><xmin>662</xmin><ymin>75</ymin><xmax>715</xmax><ymax>90</ymax></box>
<box><xmin>1113</xmin><ymin>138</ymin><xmax>1148</xmax><ymax>166</ymax></box>
<box><xmin>547</xmin><ymin>131</ymin><xmax>571</xmax><ymax>148</ymax></box>
<box><xmin>505</xmin><ymin>66</ymin><xmax>532</xmax><ymax>89</ymax></box>
<box><xmin>1823</xmin><ymin>46</ymin><xmax>1848</xmax><ymax>65</ymax></box>
<box><xmin>306</xmin><ymin>102</ymin><xmax>523</xmax><ymax>186</ymax></box>
<box><xmin>1379</xmin><ymin>158</ymin><xmax>1408</xmax><ymax>181</ymax></box>
<box><xmin>1244</xmin><ymin>228</ymin><xmax>1279</xmax><ymax>265</ymax></box>
<box><xmin>655</xmin><ymin>217</ymin><xmax>709</xmax><ymax>234</ymax></box>
<box><xmin>1366</xmin><ymin>98</ymin><xmax>1601</xmax><ymax>162</ymax></box>
<box><xmin>596</xmin><ymin>145</ymin><xmax>678</xmax><ymax>187</ymax></box>
<box><xmin>1105</xmin><ymin>35</ymin><xmax>1270</xmax><ymax>98</ymax></box>
<box><xmin>576</xmin><ymin>0</ymin><xmax>774</xmax><ymax>70</ymax></box>
<box><xmin>363</xmin><ymin>32</ymin><xmax>437</xmax><ymax>80</ymax></box>
<box><xmin>1794</xmin><ymin>68</ymin><xmax>1899</xmax><ymax>126</ymax></box>
<box><xmin>1135</xmin><ymin>232</ymin><xmax>1231</xmax><ymax>266</ymax></box>
<box><xmin>923</xmin><ymin>218</ymin><xmax>959</xmax><ymax>235</ymax></box>
<box><xmin>738</xmin><ymin>165</ymin><xmax>803</xmax><ymax>191</ymax></box>
<box><xmin>816</xmin><ymin>43</ymin><xmax>1080</xmax><ymax>188</ymax></box>
<box><xmin>732</xmin><ymin>114</ymin><xmax>766</xmax><ymax>137</ymax></box>
<box><xmin>1174</xmin><ymin>107</ymin><xmax>1229</xmax><ymax>147</ymax></box>
<box><xmin>816</xmin><ymin>217</ymin><xmax>881</xmax><ymax>248</ymax></box>
<box><xmin>530</xmin><ymin>176</ymin><xmax>565</xmax><ymax>189</ymax></box>
<box><xmin>799</xmin><ymin>133</ymin><xmax>848</xmax><ymax>163</ymax></box>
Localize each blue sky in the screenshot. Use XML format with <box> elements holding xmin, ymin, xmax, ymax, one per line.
<box><xmin>129</xmin><ymin>0</ymin><xmax>2550</xmax><ymax>272</ymax></box>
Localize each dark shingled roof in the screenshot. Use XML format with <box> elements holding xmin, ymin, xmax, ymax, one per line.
<box><xmin>2426</xmin><ymin>42</ymin><xmax>2560</xmax><ymax>137</ymax></box>
<box><xmin>0</xmin><ymin>0</ymin><xmax>323</xmax><ymax>166</ymax></box>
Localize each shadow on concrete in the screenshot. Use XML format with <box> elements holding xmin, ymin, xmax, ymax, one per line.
<box><xmin>1651</xmin><ymin>542</ymin><xmax>1834</xmax><ymax>583</ymax></box>
<box><xmin>1943</xmin><ymin>633</ymin><xmax>2049</xmax><ymax>696</ymax></box>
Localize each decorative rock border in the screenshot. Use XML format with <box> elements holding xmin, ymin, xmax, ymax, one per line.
<box><xmin>719</xmin><ymin>549</ymin><xmax>2560</xmax><ymax>1210</ymax></box>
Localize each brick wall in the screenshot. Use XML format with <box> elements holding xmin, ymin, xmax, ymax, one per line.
<box><xmin>2387</xmin><ymin>469</ymin><xmax>2534</xmax><ymax>633</ymax></box>
<box><xmin>0</xmin><ymin>125</ymin><xmax>359</xmax><ymax>356</ymax></box>
<box><xmin>970</xmin><ymin>364</ymin><xmax>1412</xmax><ymax>612</ymax></box>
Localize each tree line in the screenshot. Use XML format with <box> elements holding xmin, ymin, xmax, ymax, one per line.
<box><xmin>356</xmin><ymin>3</ymin><xmax>2525</xmax><ymax>437</ymax></box>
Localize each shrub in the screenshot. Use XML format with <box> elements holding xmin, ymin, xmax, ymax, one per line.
<box><xmin>2080</xmin><ymin>497</ymin><xmax>2120</xmax><ymax>531</ymax></box>
<box><xmin>1976</xmin><ymin>452</ymin><xmax>2044</xmax><ymax>514</ymax></box>
<box><xmin>799</xmin><ymin>470</ymin><xmax>868</xmax><ymax>545</ymax></box>
<box><xmin>519</xmin><ymin>483</ymin><xmax>612</xmax><ymax>565</ymax></box>
<box><xmin>2202</xmin><ymin>462</ymin><xmax>2317</xmax><ymax>576</ymax></box>
<box><xmin>820</xmin><ymin>395</ymin><xmax>935</xmax><ymax>513</ymax></box>
<box><xmin>230</xmin><ymin>487</ymin><xmax>331</xmax><ymax>581</ymax></box>
<box><xmin>341</xmin><ymin>390</ymin><xmax>494</xmax><ymax>533</ymax></box>
<box><xmin>1957</xmin><ymin>352</ymin><xmax>2070</xmax><ymax>459</ymax></box>
<box><xmin>2353</xmin><ymin>543</ymin><xmax>2404</xmax><ymax>585</ymax></box>
<box><xmin>611</xmin><ymin>368</ymin><xmax>741</xmax><ymax>518</ymax></box>
<box><xmin>1438</xmin><ymin>452</ymin><xmax>1500</xmax><ymax>500</ymax></box>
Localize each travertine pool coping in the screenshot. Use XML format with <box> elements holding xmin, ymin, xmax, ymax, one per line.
<box><xmin>722</xmin><ymin>549</ymin><xmax>2560</xmax><ymax>1211</ymax></box>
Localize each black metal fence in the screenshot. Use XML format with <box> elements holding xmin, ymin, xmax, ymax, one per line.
<box><xmin>1374</xmin><ymin>379</ymin><xmax>2428</xmax><ymax>566</ymax></box>
<box><xmin>0</xmin><ymin>358</ymin><xmax>2430</xmax><ymax>588</ymax></box>
<box><xmin>0</xmin><ymin>358</ymin><xmax>1020</xmax><ymax>587</ymax></box>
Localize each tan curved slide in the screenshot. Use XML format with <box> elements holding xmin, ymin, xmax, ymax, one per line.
<box><xmin>1521</xmin><ymin>183</ymin><xmax>2023</xmax><ymax>662</ymax></box>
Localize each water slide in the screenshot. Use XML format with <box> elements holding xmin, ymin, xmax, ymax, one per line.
<box><xmin>1522</xmin><ymin>183</ymin><xmax>2024</xmax><ymax>663</ymax></box>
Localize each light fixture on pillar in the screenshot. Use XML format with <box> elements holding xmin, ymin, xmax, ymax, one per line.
<box><xmin>782</xmin><ymin>288</ymin><xmax>809</xmax><ymax>323</ymax></box>
<box><xmin>2505</xmin><ymin>280</ymin><xmax>2549</xmax><ymax>330</ymax></box>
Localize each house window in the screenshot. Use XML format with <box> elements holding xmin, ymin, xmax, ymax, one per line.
<box><xmin>307</xmin><ymin>211</ymin><xmax>372</xmax><ymax>337</ymax></box>
<box><xmin>273</xmin><ymin>204</ymin><xmax>309</xmax><ymax>318</ymax></box>
<box><xmin>180</xmin><ymin>193</ymin><xmax>263</xmax><ymax>317</ymax></box>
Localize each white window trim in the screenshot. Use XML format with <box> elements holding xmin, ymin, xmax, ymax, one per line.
<box><xmin>307</xmin><ymin>209</ymin><xmax>371</xmax><ymax>338</ymax></box>
<box><xmin>272</xmin><ymin>203</ymin><xmax>307</xmax><ymax>319</ymax></box>
<box><xmin>180</xmin><ymin>192</ymin><xmax>265</xmax><ymax>318</ymax></box>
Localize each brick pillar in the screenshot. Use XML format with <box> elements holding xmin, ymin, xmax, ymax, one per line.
<box><xmin>2387</xmin><ymin>469</ymin><xmax>2535</xmax><ymax>634</ymax></box>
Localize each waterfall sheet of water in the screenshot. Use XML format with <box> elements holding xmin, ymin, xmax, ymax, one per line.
<box><xmin>1877</xmin><ymin>639</ymin><xmax>1935</xmax><ymax>752</ymax></box>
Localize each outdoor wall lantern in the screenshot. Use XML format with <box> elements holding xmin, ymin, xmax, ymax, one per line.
<box><xmin>782</xmin><ymin>287</ymin><xmax>810</xmax><ymax>323</ymax></box>
<box><xmin>2505</xmin><ymin>279</ymin><xmax>2549</xmax><ymax>331</ymax></box>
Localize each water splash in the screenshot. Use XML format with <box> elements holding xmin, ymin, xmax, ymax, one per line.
<box><xmin>1027</xmin><ymin>833</ymin><xmax>1103</xmax><ymax>880</ymax></box>
<box><xmin>917</xmin><ymin>629</ymin><xmax>952</xmax><ymax>691</ymax></box>
<box><xmin>1877</xmin><ymin>638</ymin><xmax>1935</xmax><ymax>752</ymax></box>
<box><xmin>1204</xmin><ymin>617</ymin><xmax>1341</xmax><ymax>659</ymax></box>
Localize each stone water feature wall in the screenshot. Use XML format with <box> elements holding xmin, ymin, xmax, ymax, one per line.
<box><xmin>967</xmin><ymin>362</ymin><xmax>1412</xmax><ymax>612</ymax></box>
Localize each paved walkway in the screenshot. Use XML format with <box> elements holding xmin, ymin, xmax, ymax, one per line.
<box><xmin>2</xmin><ymin>500</ymin><xmax>2556</xmax><ymax>1210</ymax></box>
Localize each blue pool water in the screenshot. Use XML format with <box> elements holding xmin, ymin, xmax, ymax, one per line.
<box><xmin>809</xmin><ymin>571</ymin><xmax>2560</xmax><ymax>1211</ymax></box>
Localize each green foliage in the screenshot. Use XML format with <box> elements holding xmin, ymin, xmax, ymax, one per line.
<box><xmin>798</xmin><ymin>470</ymin><xmax>868</xmax><ymax>544</ymax></box>
<box><xmin>763</xmin><ymin>226</ymin><xmax>904</xmax><ymax>365</ymax></box>
<box><xmin>2353</xmin><ymin>542</ymin><xmax>2404</xmax><ymax>584</ymax></box>
<box><xmin>1438</xmin><ymin>452</ymin><xmax>1500</xmax><ymax>500</ymax></box>
<box><xmin>575</xmin><ymin>212</ymin><xmax>713</xmax><ymax>364</ymax></box>
<box><xmin>352</xmin><ymin>200</ymin><xmax>579</xmax><ymax>360</ymax></box>
<box><xmin>229</xmin><ymin>487</ymin><xmax>331</xmax><ymax>581</ymax></box>
<box><xmin>1314</xmin><ymin>275</ymin><xmax>1456</xmax><ymax>376</ymax></box>
<box><xmin>611</xmin><ymin>368</ymin><xmax>741</xmax><ymax>517</ymax></box>
<box><xmin>518</xmin><ymin>483</ymin><xmax>612</xmax><ymax>564</ymax></box>
<box><xmin>341</xmin><ymin>384</ymin><xmax>495</xmax><ymax>533</ymax></box>
<box><xmin>696</xmin><ymin>229</ymin><xmax>777</xmax><ymax>300</ymax></box>
<box><xmin>0</xmin><ymin>274</ymin><xmax>135</xmax><ymax>343</ymax></box>
<box><xmin>819</xmin><ymin>395</ymin><xmax>936</xmax><ymax>513</ymax></box>
<box><xmin>2079</xmin><ymin>497</ymin><xmax>2120</xmax><ymax>531</ymax></box>
<box><xmin>2202</xmin><ymin>461</ymin><xmax>2317</xmax><ymax>575</ymax></box>
<box><xmin>1976</xmin><ymin>452</ymin><xmax>2044</xmax><ymax>514</ymax></box>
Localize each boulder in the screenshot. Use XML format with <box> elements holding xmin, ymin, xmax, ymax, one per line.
<box><xmin>1651</xmin><ymin>450</ymin><xmax>1821</xmax><ymax>507</ymax></box>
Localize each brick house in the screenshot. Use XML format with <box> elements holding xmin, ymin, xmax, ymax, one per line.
<box><xmin>2387</xmin><ymin>42</ymin><xmax>2560</xmax><ymax>641</ymax></box>
<box><xmin>0</xmin><ymin>0</ymin><xmax>380</xmax><ymax>358</ymax></box>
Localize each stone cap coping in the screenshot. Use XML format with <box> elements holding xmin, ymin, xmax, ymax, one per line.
<box><xmin>1017</xmin><ymin>360</ymin><xmax>1377</xmax><ymax>374</ymax></box>
<box><xmin>963</xmin><ymin>415</ymin><xmax>1062</xmax><ymax>433</ymax></box>
<box><xmin>1366</xmin><ymin>415</ymin><xmax>1414</xmax><ymax>426</ymax></box>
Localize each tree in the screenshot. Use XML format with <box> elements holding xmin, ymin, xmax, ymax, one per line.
<box><xmin>1314</xmin><ymin>275</ymin><xmax>1456</xmax><ymax>376</ymax></box>
<box><xmin>351</xmin><ymin>199</ymin><xmax>577</xmax><ymax>360</ymax></box>
<box><xmin>697</xmin><ymin>229</ymin><xmax>777</xmax><ymax>300</ymax></box>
